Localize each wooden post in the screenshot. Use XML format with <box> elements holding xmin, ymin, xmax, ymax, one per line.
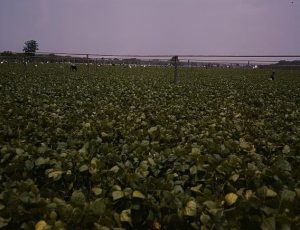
<box><xmin>172</xmin><ymin>56</ymin><xmax>179</xmax><ymax>83</ymax></box>
<box><xmin>188</xmin><ymin>59</ymin><xmax>191</xmax><ymax>78</ymax></box>
<box><xmin>175</xmin><ymin>58</ymin><xmax>178</xmax><ymax>83</ymax></box>
<box><xmin>86</xmin><ymin>54</ymin><xmax>89</xmax><ymax>73</ymax></box>
<box><xmin>23</xmin><ymin>57</ymin><xmax>27</xmax><ymax>73</ymax></box>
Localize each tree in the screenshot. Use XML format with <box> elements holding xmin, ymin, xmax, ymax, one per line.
<box><xmin>23</xmin><ymin>40</ymin><xmax>39</xmax><ymax>56</ymax></box>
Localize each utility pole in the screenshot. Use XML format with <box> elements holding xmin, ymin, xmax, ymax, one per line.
<box><xmin>86</xmin><ymin>54</ymin><xmax>89</xmax><ymax>73</ymax></box>
<box><xmin>171</xmin><ymin>56</ymin><xmax>179</xmax><ymax>83</ymax></box>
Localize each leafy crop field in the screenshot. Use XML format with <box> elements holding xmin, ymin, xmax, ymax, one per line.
<box><xmin>0</xmin><ymin>64</ymin><xmax>300</xmax><ymax>229</ymax></box>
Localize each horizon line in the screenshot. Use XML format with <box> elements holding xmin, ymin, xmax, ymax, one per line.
<box><xmin>2</xmin><ymin>50</ymin><xmax>300</xmax><ymax>58</ymax></box>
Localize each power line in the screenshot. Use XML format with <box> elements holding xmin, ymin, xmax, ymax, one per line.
<box><xmin>35</xmin><ymin>51</ymin><xmax>300</xmax><ymax>59</ymax></box>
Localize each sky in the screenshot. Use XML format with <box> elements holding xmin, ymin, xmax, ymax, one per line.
<box><xmin>0</xmin><ymin>0</ymin><xmax>299</xmax><ymax>55</ymax></box>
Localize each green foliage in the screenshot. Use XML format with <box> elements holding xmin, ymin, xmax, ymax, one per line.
<box><xmin>0</xmin><ymin>64</ymin><xmax>300</xmax><ymax>229</ymax></box>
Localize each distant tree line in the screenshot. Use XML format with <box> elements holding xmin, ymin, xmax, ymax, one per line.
<box><xmin>266</xmin><ymin>60</ymin><xmax>300</xmax><ymax>70</ymax></box>
<box><xmin>276</xmin><ymin>60</ymin><xmax>300</xmax><ymax>66</ymax></box>
<box><xmin>1</xmin><ymin>39</ymin><xmax>299</xmax><ymax>68</ymax></box>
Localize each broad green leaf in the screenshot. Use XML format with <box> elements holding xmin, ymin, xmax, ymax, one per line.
<box><xmin>132</xmin><ymin>190</ymin><xmax>146</xmax><ymax>199</ymax></box>
<box><xmin>92</xmin><ymin>187</ymin><xmax>103</xmax><ymax>196</ymax></box>
<box><xmin>112</xmin><ymin>191</ymin><xmax>124</xmax><ymax>200</ymax></box>
<box><xmin>239</xmin><ymin>138</ymin><xmax>250</xmax><ymax>149</ymax></box>
<box><xmin>0</xmin><ymin>217</ymin><xmax>11</xmax><ymax>228</ymax></box>
<box><xmin>190</xmin><ymin>147</ymin><xmax>201</xmax><ymax>156</ymax></box>
<box><xmin>35</xmin><ymin>157</ymin><xmax>49</xmax><ymax>166</ymax></box>
<box><xmin>281</xmin><ymin>189</ymin><xmax>296</xmax><ymax>202</ymax></box>
<box><xmin>71</xmin><ymin>190</ymin><xmax>86</xmax><ymax>206</ymax></box>
<box><xmin>191</xmin><ymin>185</ymin><xmax>202</xmax><ymax>193</ymax></box>
<box><xmin>260</xmin><ymin>216</ymin><xmax>275</xmax><ymax>230</ymax></box>
<box><xmin>37</xmin><ymin>144</ymin><xmax>48</xmax><ymax>154</ymax></box>
<box><xmin>266</xmin><ymin>189</ymin><xmax>277</xmax><ymax>198</ymax></box>
<box><xmin>110</xmin><ymin>165</ymin><xmax>120</xmax><ymax>173</ymax></box>
<box><xmin>123</xmin><ymin>188</ymin><xmax>133</xmax><ymax>197</ymax></box>
<box><xmin>79</xmin><ymin>164</ymin><xmax>89</xmax><ymax>172</ymax></box>
<box><xmin>15</xmin><ymin>148</ymin><xmax>24</xmax><ymax>155</ymax></box>
<box><xmin>183</xmin><ymin>200</ymin><xmax>197</xmax><ymax>216</ymax></box>
<box><xmin>90</xmin><ymin>199</ymin><xmax>106</xmax><ymax>215</ymax></box>
<box><xmin>203</xmin><ymin>200</ymin><xmax>217</xmax><ymax>209</ymax></box>
<box><xmin>282</xmin><ymin>145</ymin><xmax>290</xmax><ymax>154</ymax></box>
<box><xmin>189</xmin><ymin>165</ymin><xmax>197</xmax><ymax>175</ymax></box>
<box><xmin>200</xmin><ymin>213</ymin><xmax>211</xmax><ymax>224</ymax></box>
<box><xmin>48</xmin><ymin>170</ymin><xmax>63</xmax><ymax>181</ymax></box>
<box><xmin>229</xmin><ymin>174</ymin><xmax>239</xmax><ymax>182</ymax></box>
<box><xmin>120</xmin><ymin>209</ymin><xmax>132</xmax><ymax>224</ymax></box>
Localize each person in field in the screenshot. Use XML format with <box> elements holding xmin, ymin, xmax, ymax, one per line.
<box><xmin>269</xmin><ymin>71</ymin><xmax>275</xmax><ymax>80</ymax></box>
<box><xmin>70</xmin><ymin>63</ymin><xmax>77</xmax><ymax>71</ymax></box>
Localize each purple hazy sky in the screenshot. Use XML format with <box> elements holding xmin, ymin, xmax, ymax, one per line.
<box><xmin>0</xmin><ymin>0</ymin><xmax>299</xmax><ymax>55</ymax></box>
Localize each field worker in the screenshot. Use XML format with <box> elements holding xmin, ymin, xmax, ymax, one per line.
<box><xmin>269</xmin><ymin>71</ymin><xmax>275</xmax><ymax>80</ymax></box>
<box><xmin>70</xmin><ymin>63</ymin><xmax>77</xmax><ymax>71</ymax></box>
